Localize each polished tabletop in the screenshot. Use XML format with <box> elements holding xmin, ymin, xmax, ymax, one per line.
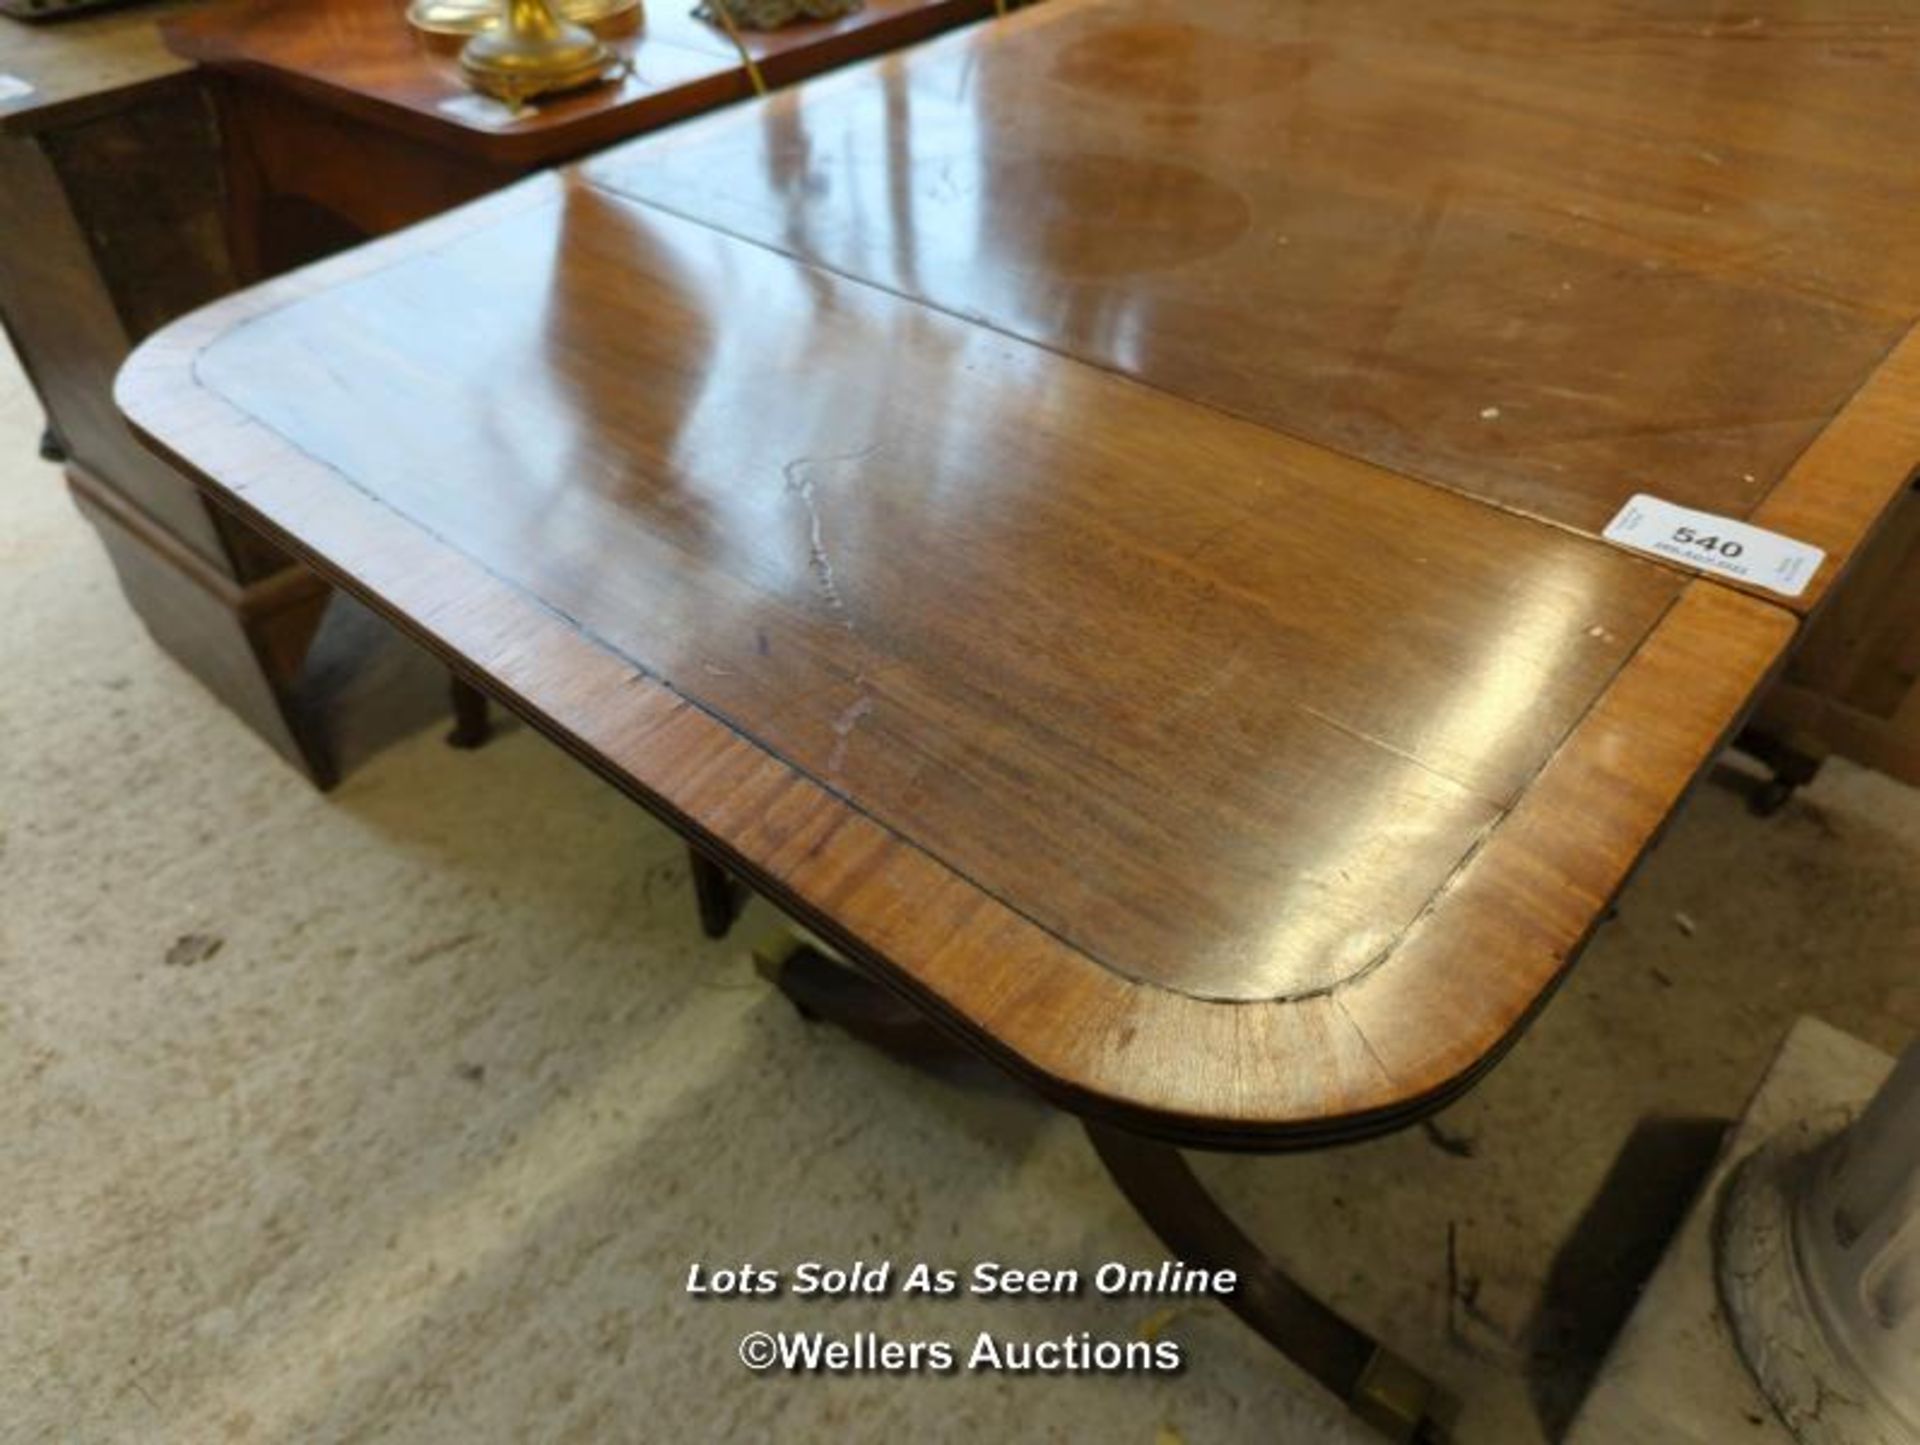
<box><xmin>586</xmin><ymin>0</ymin><xmax>1920</xmax><ymax>610</ymax></box>
<box><xmin>119</xmin><ymin>0</ymin><xmax>1920</xmax><ymax>1144</ymax></box>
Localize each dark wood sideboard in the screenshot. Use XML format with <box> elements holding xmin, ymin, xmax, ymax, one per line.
<box><xmin>1</xmin><ymin>0</ymin><xmax>1008</xmax><ymax>784</ymax></box>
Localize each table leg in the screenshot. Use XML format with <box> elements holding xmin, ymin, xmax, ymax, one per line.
<box><xmin>1083</xmin><ymin>1121</ymin><xmax>1454</xmax><ymax>1443</ymax></box>
<box><xmin>688</xmin><ymin>847</ymin><xmax>744</xmax><ymax>940</ymax></box>
<box><xmin>748</xmin><ymin>931</ymin><xmax>1453</xmax><ymax>1440</ymax></box>
<box><xmin>446</xmin><ymin>675</ymin><xmax>493</xmax><ymax>750</ymax></box>
<box><xmin>1732</xmin><ymin>725</ymin><xmax>1827</xmax><ymax>816</ymax></box>
<box><xmin>752</xmin><ymin>936</ymin><xmax>970</xmax><ymax>1065</ymax></box>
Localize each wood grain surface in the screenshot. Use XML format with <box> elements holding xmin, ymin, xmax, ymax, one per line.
<box><xmin>117</xmin><ymin>168</ymin><xmax>1802</xmax><ymax>1142</ymax></box>
<box><xmin>119</xmin><ymin>0</ymin><xmax>1920</xmax><ymax>1142</ymax></box>
<box><xmin>171</xmin><ymin>177</ymin><xmax>1694</xmax><ymax>1004</ymax></box>
<box><xmin>585</xmin><ymin>0</ymin><xmax>1920</xmax><ymax>611</ymax></box>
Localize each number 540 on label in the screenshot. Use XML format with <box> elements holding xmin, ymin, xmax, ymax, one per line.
<box><xmin>1603</xmin><ymin>494</ymin><xmax>1825</xmax><ymax>599</ymax></box>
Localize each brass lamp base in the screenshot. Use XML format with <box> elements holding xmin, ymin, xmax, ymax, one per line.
<box><xmin>458</xmin><ymin>0</ymin><xmax>617</xmax><ymax>104</ymax></box>
<box><xmin>406</xmin><ymin>0</ymin><xmax>494</xmax><ymax>37</ymax></box>
<box><xmin>557</xmin><ymin>0</ymin><xmax>640</xmax><ymax>29</ymax></box>
<box><xmin>409</xmin><ymin>0</ymin><xmax>638</xmax><ymax>39</ymax></box>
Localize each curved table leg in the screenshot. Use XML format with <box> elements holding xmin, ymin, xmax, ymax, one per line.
<box><xmin>1083</xmin><ymin>1120</ymin><xmax>1453</xmax><ymax>1443</ymax></box>
<box><xmin>745</xmin><ymin>929</ymin><xmax>1454</xmax><ymax>1441</ymax></box>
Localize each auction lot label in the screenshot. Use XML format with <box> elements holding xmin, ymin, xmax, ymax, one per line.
<box><xmin>1603</xmin><ymin>493</ymin><xmax>1825</xmax><ymax>597</ymax></box>
<box><xmin>688</xmin><ymin>1258</ymin><xmax>1238</xmax><ymax>1376</ymax></box>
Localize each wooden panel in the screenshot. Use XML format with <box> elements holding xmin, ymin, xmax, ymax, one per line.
<box><xmin>586</xmin><ymin>0</ymin><xmax>1920</xmax><ymax>608</ymax></box>
<box><xmin>0</xmin><ymin>120</ymin><xmax>232</xmax><ymax>567</ymax></box>
<box><xmin>66</xmin><ymin>464</ymin><xmax>321</xmax><ymax>777</ymax></box>
<box><xmin>116</xmin><ymin>177</ymin><xmax>1795</xmax><ymax>1139</ymax></box>
<box><xmin>36</xmin><ymin>79</ymin><xmax>231</xmax><ymax>343</ymax></box>
<box><xmin>0</xmin><ymin>77</ymin><xmax>308</xmax><ymax>585</ymax></box>
<box><xmin>212</xmin><ymin>74</ymin><xmax>510</xmax><ymax>275</ymax></box>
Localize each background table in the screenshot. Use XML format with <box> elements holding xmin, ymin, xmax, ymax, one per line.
<box><xmin>0</xmin><ymin>0</ymin><xmax>1006</xmax><ymax>785</ymax></box>
<box><xmin>162</xmin><ymin>0</ymin><xmax>1004</xmax><ymax>277</ymax></box>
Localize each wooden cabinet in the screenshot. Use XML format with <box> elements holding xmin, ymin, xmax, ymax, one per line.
<box><xmin>0</xmin><ymin>27</ymin><xmax>354</xmax><ymax>780</ymax></box>
<box><xmin>1</xmin><ymin>0</ymin><xmax>1004</xmax><ymax>785</ymax></box>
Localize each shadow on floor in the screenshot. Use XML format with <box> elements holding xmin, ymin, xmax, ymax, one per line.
<box><xmin>294</xmin><ymin>591</ymin><xmax>497</xmax><ymax>786</ymax></box>
<box><xmin>1523</xmin><ymin>1115</ymin><xmax>1728</xmax><ymax>1438</ymax></box>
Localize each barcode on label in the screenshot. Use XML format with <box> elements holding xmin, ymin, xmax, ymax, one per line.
<box><xmin>1603</xmin><ymin>493</ymin><xmax>1825</xmax><ymax>598</ymax></box>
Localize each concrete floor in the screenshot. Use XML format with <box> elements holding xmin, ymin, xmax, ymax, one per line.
<box><xmin>2</xmin><ymin>336</ymin><xmax>1916</xmax><ymax>1445</ymax></box>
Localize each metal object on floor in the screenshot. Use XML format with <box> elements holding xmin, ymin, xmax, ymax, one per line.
<box><xmin>1717</xmin><ymin>1041</ymin><xmax>1920</xmax><ymax>1443</ymax></box>
<box><xmin>751</xmin><ymin>930</ymin><xmax>1455</xmax><ymax>1443</ymax></box>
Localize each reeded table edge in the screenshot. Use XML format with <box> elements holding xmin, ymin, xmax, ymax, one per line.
<box><xmin>115</xmin><ymin>174</ymin><xmax>1802</xmax><ymax>1147</ymax></box>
